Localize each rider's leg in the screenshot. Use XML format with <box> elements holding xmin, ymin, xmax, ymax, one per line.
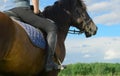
<box><xmin>45</xmin><ymin>27</ymin><xmax>58</xmax><ymax>71</ymax></box>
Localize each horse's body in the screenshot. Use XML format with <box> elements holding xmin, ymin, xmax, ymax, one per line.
<box><xmin>0</xmin><ymin>0</ymin><xmax>97</xmax><ymax>76</ymax></box>
<box><xmin>0</xmin><ymin>12</ymin><xmax>64</xmax><ymax>76</ymax></box>
<box><xmin>0</xmin><ymin>13</ymin><xmax>46</xmax><ymax>75</ymax></box>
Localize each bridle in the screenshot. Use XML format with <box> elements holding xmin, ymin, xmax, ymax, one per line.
<box><xmin>79</xmin><ymin>11</ymin><xmax>92</xmax><ymax>32</ymax></box>
<box><xmin>67</xmin><ymin>0</ymin><xmax>92</xmax><ymax>34</ymax></box>
<box><xmin>69</xmin><ymin>11</ymin><xmax>92</xmax><ymax>34</ymax></box>
<box><xmin>59</xmin><ymin>0</ymin><xmax>92</xmax><ymax>35</ymax></box>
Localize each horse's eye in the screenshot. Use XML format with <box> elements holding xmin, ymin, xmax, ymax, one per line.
<box><xmin>82</xmin><ymin>13</ymin><xmax>86</xmax><ymax>19</ymax></box>
<box><xmin>75</xmin><ymin>8</ymin><xmax>82</xmax><ymax>15</ymax></box>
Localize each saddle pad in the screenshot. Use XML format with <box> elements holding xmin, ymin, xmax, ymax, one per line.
<box><xmin>13</xmin><ymin>19</ymin><xmax>46</xmax><ymax>49</ymax></box>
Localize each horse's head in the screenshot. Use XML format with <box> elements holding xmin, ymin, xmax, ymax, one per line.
<box><xmin>60</xmin><ymin>0</ymin><xmax>97</xmax><ymax>37</ymax></box>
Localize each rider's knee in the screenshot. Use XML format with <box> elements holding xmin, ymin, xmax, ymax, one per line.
<box><xmin>48</xmin><ymin>23</ymin><xmax>57</xmax><ymax>32</ymax></box>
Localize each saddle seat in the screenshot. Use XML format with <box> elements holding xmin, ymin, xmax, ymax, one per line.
<box><xmin>3</xmin><ymin>11</ymin><xmax>46</xmax><ymax>49</ymax></box>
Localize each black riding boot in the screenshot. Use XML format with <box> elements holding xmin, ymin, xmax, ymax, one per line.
<box><xmin>45</xmin><ymin>31</ymin><xmax>64</xmax><ymax>71</ymax></box>
<box><xmin>45</xmin><ymin>49</ymin><xmax>59</xmax><ymax>71</ymax></box>
<box><xmin>45</xmin><ymin>46</ymin><xmax>65</xmax><ymax>71</ymax></box>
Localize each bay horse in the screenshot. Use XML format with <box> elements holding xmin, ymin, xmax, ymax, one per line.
<box><xmin>0</xmin><ymin>0</ymin><xmax>97</xmax><ymax>76</ymax></box>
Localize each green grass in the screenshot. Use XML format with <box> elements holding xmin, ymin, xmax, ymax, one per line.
<box><xmin>58</xmin><ymin>63</ymin><xmax>120</xmax><ymax>76</ymax></box>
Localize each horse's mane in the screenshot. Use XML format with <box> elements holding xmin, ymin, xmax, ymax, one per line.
<box><xmin>43</xmin><ymin>1</ymin><xmax>71</xmax><ymax>26</ymax></box>
<box><xmin>59</xmin><ymin>0</ymin><xmax>87</xmax><ymax>10</ymax></box>
<box><xmin>43</xmin><ymin>0</ymin><xmax>87</xmax><ymax>20</ymax></box>
<box><xmin>43</xmin><ymin>0</ymin><xmax>86</xmax><ymax>12</ymax></box>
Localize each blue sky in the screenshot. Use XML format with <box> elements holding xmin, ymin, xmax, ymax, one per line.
<box><xmin>0</xmin><ymin>0</ymin><xmax>120</xmax><ymax>64</ymax></box>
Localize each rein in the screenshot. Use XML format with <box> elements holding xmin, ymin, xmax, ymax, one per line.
<box><xmin>68</xmin><ymin>29</ymin><xmax>83</xmax><ymax>34</ymax></box>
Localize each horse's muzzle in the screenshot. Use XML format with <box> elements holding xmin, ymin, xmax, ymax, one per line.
<box><xmin>85</xmin><ymin>30</ymin><xmax>97</xmax><ymax>37</ymax></box>
<box><xmin>84</xmin><ymin>23</ymin><xmax>98</xmax><ymax>38</ymax></box>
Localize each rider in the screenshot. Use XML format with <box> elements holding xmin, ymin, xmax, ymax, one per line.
<box><xmin>3</xmin><ymin>0</ymin><xmax>63</xmax><ymax>71</ymax></box>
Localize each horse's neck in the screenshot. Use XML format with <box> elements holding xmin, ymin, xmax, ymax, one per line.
<box><xmin>43</xmin><ymin>4</ymin><xmax>71</xmax><ymax>42</ymax></box>
<box><xmin>57</xmin><ymin>25</ymin><xmax>69</xmax><ymax>42</ymax></box>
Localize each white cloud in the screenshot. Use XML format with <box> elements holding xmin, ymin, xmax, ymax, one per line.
<box><xmin>65</xmin><ymin>37</ymin><xmax>120</xmax><ymax>63</ymax></box>
<box><xmin>88</xmin><ymin>2</ymin><xmax>110</xmax><ymax>12</ymax></box>
<box><xmin>94</xmin><ymin>12</ymin><xmax>120</xmax><ymax>25</ymax></box>
<box><xmin>83</xmin><ymin>54</ymin><xmax>92</xmax><ymax>58</ymax></box>
<box><xmin>85</xmin><ymin>0</ymin><xmax>120</xmax><ymax>26</ymax></box>
<box><xmin>104</xmin><ymin>49</ymin><xmax>120</xmax><ymax>60</ymax></box>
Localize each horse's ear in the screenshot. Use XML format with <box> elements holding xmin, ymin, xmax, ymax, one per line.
<box><xmin>77</xmin><ymin>0</ymin><xmax>82</xmax><ymax>6</ymax></box>
<box><xmin>77</xmin><ymin>0</ymin><xmax>86</xmax><ymax>10</ymax></box>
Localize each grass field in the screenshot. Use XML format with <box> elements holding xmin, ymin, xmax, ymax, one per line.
<box><xmin>58</xmin><ymin>63</ymin><xmax>120</xmax><ymax>76</ymax></box>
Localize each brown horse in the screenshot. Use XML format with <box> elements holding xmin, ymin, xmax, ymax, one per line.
<box><xmin>0</xmin><ymin>0</ymin><xmax>97</xmax><ymax>76</ymax></box>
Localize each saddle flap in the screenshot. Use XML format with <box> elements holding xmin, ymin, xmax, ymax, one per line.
<box><xmin>13</xmin><ymin>19</ymin><xmax>46</xmax><ymax>49</ymax></box>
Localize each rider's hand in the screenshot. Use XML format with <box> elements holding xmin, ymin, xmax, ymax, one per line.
<box><xmin>33</xmin><ymin>9</ymin><xmax>40</xmax><ymax>14</ymax></box>
<box><xmin>32</xmin><ymin>0</ymin><xmax>39</xmax><ymax>14</ymax></box>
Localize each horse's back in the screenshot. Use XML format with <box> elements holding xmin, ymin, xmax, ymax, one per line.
<box><xmin>0</xmin><ymin>12</ymin><xmax>46</xmax><ymax>75</ymax></box>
